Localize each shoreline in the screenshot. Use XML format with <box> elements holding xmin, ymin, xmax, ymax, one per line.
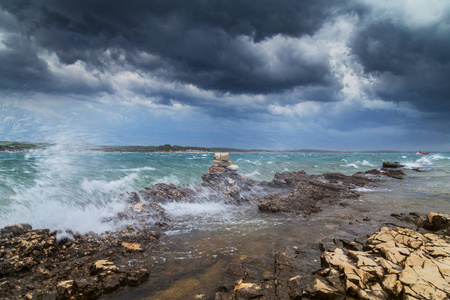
<box><xmin>0</xmin><ymin>156</ymin><xmax>448</xmax><ymax>299</ymax></box>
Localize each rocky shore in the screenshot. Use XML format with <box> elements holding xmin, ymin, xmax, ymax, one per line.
<box><xmin>1</xmin><ymin>154</ymin><xmax>448</xmax><ymax>299</ymax></box>
<box><xmin>214</xmin><ymin>212</ymin><xmax>449</xmax><ymax>300</ymax></box>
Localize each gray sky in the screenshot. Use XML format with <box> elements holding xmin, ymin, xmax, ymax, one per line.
<box><xmin>1</xmin><ymin>0</ymin><xmax>449</xmax><ymax>150</ymax></box>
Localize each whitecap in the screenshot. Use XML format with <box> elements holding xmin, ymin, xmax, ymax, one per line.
<box><xmin>361</xmin><ymin>160</ymin><xmax>374</xmax><ymax>167</ymax></box>
<box><xmin>153</xmin><ymin>174</ymin><xmax>181</xmax><ymax>185</ymax></box>
<box><xmin>340</xmin><ymin>163</ymin><xmax>359</xmax><ymax>168</ymax></box>
<box><xmin>245</xmin><ymin>170</ymin><xmax>261</xmax><ymax>178</ymax></box>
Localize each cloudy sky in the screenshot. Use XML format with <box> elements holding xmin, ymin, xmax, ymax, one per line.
<box><xmin>0</xmin><ymin>0</ymin><xmax>449</xmax><ymax>150</ymax></box>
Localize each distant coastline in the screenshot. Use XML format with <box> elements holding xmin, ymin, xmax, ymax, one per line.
<box><xmin>0</xmin><ymin>141</ymin><xmax>441</xmax><ymax>154</ymax></box>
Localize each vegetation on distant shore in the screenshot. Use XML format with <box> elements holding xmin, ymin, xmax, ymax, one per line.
<box><xmin>0</xmin><ymin>141</ymin><xmax>39</xmax><ymax>152</ymax></box>
<box><xmin>0</xmin><ymin>141</ymin><xmax>249</xmax><ymax>153</ymax></box>
<box><xmin>0</xmin><ymin>141</ymin><xmax>421</xmax><ymax>153</ymax></box>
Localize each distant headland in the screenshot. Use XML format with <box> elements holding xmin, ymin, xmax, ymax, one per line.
<box><xmin>0</xmin><ymin>141</ymin><xmax>428</xmax><ymax>153</ymax></box>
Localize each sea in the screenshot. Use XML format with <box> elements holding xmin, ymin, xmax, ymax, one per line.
<box><xmin>0</xmin><ymin>148</ymin><xmax>449</xmax><ymax>233</ymax></box>
<box><xmin>1</xmin><ymin>147</ymin><xmax>449</xmax><ymax>298</ymax></box>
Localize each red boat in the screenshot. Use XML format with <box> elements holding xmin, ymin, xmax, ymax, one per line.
<box><xmin>416</xmin><ymin>151</ymin><xmax>429</xmax><ymax>155</ymax></box>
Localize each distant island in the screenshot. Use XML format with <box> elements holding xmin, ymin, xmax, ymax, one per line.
<box><xmin>0</xmin><ymin>141</ymin><xmax>423</xmax><ymax>153</ymax></box>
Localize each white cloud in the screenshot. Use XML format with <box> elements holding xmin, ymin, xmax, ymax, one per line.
<box><xmin>359</xmin><ymin>0</ymin><xmax>450</xmax><ymax>28</ymax></box>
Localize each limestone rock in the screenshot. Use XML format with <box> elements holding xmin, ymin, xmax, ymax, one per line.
<box><xmin>56</xmin><ymin>280</ymin><xmax>77</xmax><ymax>300</ymax></box>
<box><xmin>122</xmin><ymin>242</ymin><xmax>143</xmax><ymax>251</ymax></box>
<box><xmin>90</xmin><ymin>260</ymin><xmax>117</xmax><ymax>275</ymax></box>
<box><xmin>234</xmin><ymin>282</ymin><xmax>263</xmax><ymax>299</ymax></box>
<box><xmin>306</xmin><ymin>222</ymin><xmax>450</xmax><ymax>300</ymax></box>
<box><xmin>423</xmin><ymin>212</ymin><xmax>450</xmax><ymax>232</ymax></box>
<box><xmin>214</xmin><ymin>152</ymin><xmax>229</xmax><ymax>160</ymax></box>
<box><xmin>208</xmin><ymin>153</ymin><xmax>240</xmax><ymax>175</ymax></box>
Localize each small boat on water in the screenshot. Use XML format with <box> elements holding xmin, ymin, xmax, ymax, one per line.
<box><xmin>416</xmin><ymin>151</ymin><xmax>429</xmax><ymax>155</ymax></box>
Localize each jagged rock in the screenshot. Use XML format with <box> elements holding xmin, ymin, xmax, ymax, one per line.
<box><xmin>306</xmin><ymin>224</ymin><xmax>450</xmax><ymax>299</ymax></box>
<box><xmin>423</xmin><ymin>212</ymin><xmax>450</xmax><ymax>232</ymax></box>
<box><xmin>0</xmin><ymin>223</ymin><xmax>33</xmax><ymax>238</ymax></box>
<box><xmin>90</xmin><ymin>260</ymin><xmax>117</xmax><ymax>275</ymax></box>
<box><xmin>234</xmin><ymin>282</ymin><xmax>263</xmax><ymax>299</ymax></box>
<box><xmin>382</xmin><ymin>162</ymin><xmax>403</xmax><ymax>168</ymax></box>
<box><xmin>121</xmin><ymin>242</ymin><xmax>143</xmax><ymax>251</ymax></box>
<box><xmin>56</xmin><ymin>280</ymin><xmax>77</xmax><ymax>300</ymax></box>
<box><xmin>308</xmin><ymin>277</ymin><xmax>344</xmax><ymax>299</ymax></box>
<box><xmin>381</xmin><ymin>169</ymin><xmax>405</xmax><ymax>179</ymax></box>
<box><xmin>0</xmin><ymin>223</ymin><xmax>159</xmax><ymax>299</ymax></box>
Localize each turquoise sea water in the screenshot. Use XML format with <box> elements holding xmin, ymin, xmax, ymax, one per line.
<box><xmin>1</xmin><ymin>147</ymin><xmax>449</xmax><ymax>233</ymax></box>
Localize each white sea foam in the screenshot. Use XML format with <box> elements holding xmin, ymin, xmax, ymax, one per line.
<box><xmin>153</xmin><ymin>174</ymin><xmax>181</xmax><ymax>185</ymax></box>
<box><xmin>341</xmin><ymin>163</ymin><xmax>359</xmax><ymax>168</ymax></box>
<box><xmin>122</xmin><ymin>166</ymin><xmax>156</xmax><ymax>172</ymax></box>
<box><xmin>429</xmin><ymin>154</ymin><xmax>449</xmax><ymax>160</ymax></box>
<box><xmin>162</xmin><ymin>202</ymin><xmax>230</xmax><ymax>218</ymax></box>
<box><xmin>354</xmin><ymin>187</ymin><xmax>375</xmax><ymax>192</ymax></box>
<box><xmin>0</xmin><ymin>142</ymin><xmax>133</xmax><ymax>233</ymax></box>
<box><xmin>361</xmin><ymin>160</ymin><xmax>374</xmax><ymax>167</ymax></box>
<box><xmin>245</xmin><ymin>170</ymin><xmax>261</xmax><ymax>178</ymax></box>
<box><xmin>403</xmin><ymin>157</ymin><xmax>433</xmax><ymax>169</ymax></box>
<box><xmin>81</xmin><ymin>173</ymin><xmax>139</xmax><ymax>195</ymax></box>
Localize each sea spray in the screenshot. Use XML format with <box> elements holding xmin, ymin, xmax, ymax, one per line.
<box><xmin>1</xmin><ymin>143</ymin><xmax>135</xmax><ymax>233</ymax></box>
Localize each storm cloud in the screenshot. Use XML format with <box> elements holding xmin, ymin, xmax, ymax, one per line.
<box><xmin>0</xmin><ymin>0</ymin><xmax>449</xmax><ymax>149</ymax></box>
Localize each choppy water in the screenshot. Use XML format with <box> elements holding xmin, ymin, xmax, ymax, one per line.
<box><xmin>2</xmin><ymin>147</ymin><xmax>449</xmax><ymax>298</ymax></box>
<box><xmin>1</xmin><ymin>148</ymin><xmax>449</xmax><ymax>233</ymax></box>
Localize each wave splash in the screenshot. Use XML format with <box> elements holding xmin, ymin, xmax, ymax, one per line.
<box><xmin>1</xmin><ymin>143</ymin><xmax>139</xmax><ymax>233</ymax></box>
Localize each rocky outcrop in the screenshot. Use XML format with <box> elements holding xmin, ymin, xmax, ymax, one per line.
<box><xmin>422</xmin><ymin>212</ymin><xmax>450</xmax><ymax>233</ymax></box>
<box><xmin>362</xmin><ymin>168</ymin><xmax>406</xmax><ymax>179</ymax></box>
<box><xmin>215</xmin><ymin>213</ymin><xmax>450</xmax><ymax>300</ymax></box>
<box><xmin>207</xmin><ymin>152</ymin><xmax>240</xmax><ymax>174</ymax></box>
<box><xmin>0</xmin><ymin>223</ymin><xmax>159</xmax><ymax>299</ymax></box>
<box><xmin>257</xmin><ymin>172</ymin><xmax>374</xmax><ymax>214</ymax></box>
<box><xmin>307</xmin><ymin>225</ymin><xmax>450</xmax><ymax>299</ymax></box>
<box><xmin>382</xmin><ymin>161</ymin><xmax>404</xmax><ymax>168</ymax></box>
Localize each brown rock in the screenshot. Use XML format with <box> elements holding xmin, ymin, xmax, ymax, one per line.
<box><xmin>234</xmin><ymin>282</ymin><xmax>263</xmax><ymax>300</ymax></box>
<box><xmin>90</xmin><ymin>260</ymin><xmax>117</xmax><ymax>275</ymax></box>
<box><xmin>214</xmin><ymin>153</ymin><xmax>229</xmax><ymax>161</ymax></box>
<box><xmin>56</xmin><ymin>280</ymin><xmax>77</xmax><ymax>300</ymax></box>
<box><xmin>308</xmin><ymin>277</ymin><xmax>343</xmax><ymax>299</ymax></box>
<box><xmin>209</xmin><ymin>166</ymin><xmax>226</xmax><ymax>174</ymax></box>
<box><xmin>121</xmin><ymin>242</ymin><xmax>143</xmax><ymax>251</ymax></box>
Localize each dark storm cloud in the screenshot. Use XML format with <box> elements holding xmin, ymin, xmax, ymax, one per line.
<box><xmin>1</xmin><ymin>0</ymin><xmax>449</xmax><ymax>121</ymax></box>
<box><xmin>351</xmin><ymin>7</ymin><xmax>450</xmax><ymax>113</ymax></box>
<box><xmin>0</xmin><ymin>0</ymin><xmax>348</xmax><ymax>95</ymax></box>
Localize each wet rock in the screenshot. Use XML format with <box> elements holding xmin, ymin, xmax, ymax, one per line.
<box><xmin>422</xmin><ymin>212</ymin><xmax>449</xmax><ymax>232</ymax></box>
<box><xmin>234</xmin><ymin>282</ymin><xmax>263</xmax><ymax>299</ymax></box>
<box><xmin>258</xmin><ymin>171</ymin><xmax>371</xmax><ymax>214</ymax></box>
<box><xmin>56</xmin><ymin>280</ymin><xmax>77</xmax><ymax>300</ymax></box>
<box><xmin>0</xmin><ymin>223</ymin><xmax>33</xmax><ymax>238</ymax></box>
<box><xmin>382</xmin><ymin>161</ymin><xmax>403</xmax><ymax>168</ymax></box>
<box><xmin>364</xmin><ymin>168</ymin><xmax>406</xmax><ymax>179</ymax></box>
<box><xmin>0</xmin><ymin>223</ymin><xmax>160</xmax><ymax>299</ymax></box>
<box><xmin>139</xmin><ymin>183</ymin><xmax>193</xmax><ymax>202</ymax></box>
<box><xmin>381</xmin><ymin>169</ymin><xmax>405</xmax><ymax>179</ymax></box>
